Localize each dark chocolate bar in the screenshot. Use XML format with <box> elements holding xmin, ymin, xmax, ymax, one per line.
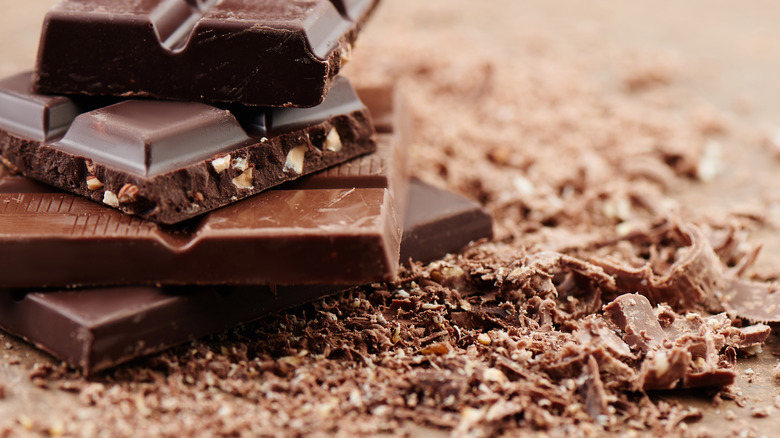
<box><xmin>0</xmin><ymin>180</ymin><xmax>492</xmax><ymax>374</ymax></box>
<box><xmin>0</xmin><ymin>72</ymin><xmax>375</xmax><ymax>224</ymax></box>
<box><xmin>0</xmin><ymin>83</ymin><xmax>406</xmax><ymax>287</ymax></box>
<box><xmin>34</xmin><ymin>0</ymin><xmax>379</xmax><ymax>107</ymax></box>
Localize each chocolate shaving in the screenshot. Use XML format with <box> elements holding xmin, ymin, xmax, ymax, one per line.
<box><xmin>579</xmin><ymin>356</ymin><xmax>609</xmax><ymax>418</ymax></box>
<box><xmin>591</xmin><ymin>222</ymin><xmax>726</xmax><ymax>311</ymax></box>
<box><xmin>602</xmin><ymin>293</ymin><xmax>768</xmax><ymax>391</ymax></box>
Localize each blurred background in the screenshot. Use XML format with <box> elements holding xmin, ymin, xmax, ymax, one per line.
<box><xmin>4</xmin><ymin>0</ymin><xmax>780</xmax><ymax>119</ymax></box>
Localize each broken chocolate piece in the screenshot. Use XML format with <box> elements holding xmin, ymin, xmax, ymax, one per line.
<box><xmin>602</xmin><ymin>293</ymin><xmax>761</xmax><ymax>390</ymax></box>
<box><xmin>682</xmin><ymin>369</ymin><xmax>735</xmax><ymax>389</ymax></box>
<box><xmin>0</xmin><ymin>72</ymin><xmax>376</xmax><ymax>224</ymax></box>
<box><xmin>637</xmin><ymin>348</ymin><xmax>690</xmax><ymax>390</ymax></box>
<box><xmin>34</xmin><ymin>0</ymin><xmax>380</xmax><ymax>107</ymax></box>
<box><xmin>0</xmin><ymin>180</ymin><xmax>493</xmax><ymax>374</ymax></box>
<box><xmin>576</xmin><ymin>316</ymin><xmax>635</xmax><ymax>361</ymax></box>
<box><xmin>721</xmin><ymin>277</ymin><xmax>780</xmax><ymax>323</ymax></box>
<box><xmin>591</xmin><ymin>222</ymin><xmax>726</xmax><ymax>311</ymax></box>
<box><xmin>719</xmin><ymin>324</ymin><xmax>771</xmax><ymax>349</ymax></box>
<box><xmin>604</xmin><ymin>293</ymin><xmax>666</xmax><ymax>353</ymax></box>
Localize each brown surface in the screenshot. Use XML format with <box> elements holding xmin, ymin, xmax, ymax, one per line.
<box><xmin>3</xmin><ymin>0</ymin><xmax>780</xmax><ymax>436</ymax></box>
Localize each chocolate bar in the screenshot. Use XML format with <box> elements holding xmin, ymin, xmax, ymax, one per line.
<box><xmin>0</xmin><ymin>180</ymin><xmax>493</xmax><ymax>374</ymax></box>
<box><xmin>0</xmin><ymin>72</ymin><xmax>375</xmax><ymax>224</ymax></box>
<box><xmin>34</xmin><ymin>0</ymin><xmax>378</xmax><ymax>107</ymax></box>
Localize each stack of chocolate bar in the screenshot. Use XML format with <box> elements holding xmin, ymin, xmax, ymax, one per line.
<box><xmin>0</xmin><ymin>0</ymin><xmax>492</xmax><ymax>373</ymax></box>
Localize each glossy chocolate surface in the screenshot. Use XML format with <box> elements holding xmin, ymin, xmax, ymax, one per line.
<box><xmin>34</xmin><ymin>0</ymin><xmax>379</xmax><ymax>107</ymax></box>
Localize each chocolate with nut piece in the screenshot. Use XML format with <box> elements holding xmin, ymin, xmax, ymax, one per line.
<box><xmin>0</xmin><ymin>72</ymin><xmax>375</xmax><ymax>224</ymax></box>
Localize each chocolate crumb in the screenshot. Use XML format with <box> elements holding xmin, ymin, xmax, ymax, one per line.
<box><xmin>750</xmin><ymin>406</ymin><xmax>772</xmax><ymax>418</ymax></box>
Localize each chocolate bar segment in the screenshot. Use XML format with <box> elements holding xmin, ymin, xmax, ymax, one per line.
<box><xmin>0</xmin><ymin>72</ymin><xmax>81</xmax><ymax>142</ymax></box>
<box><xmin>34</xmin><ymin>0</ymin><xmax>379</xmax><ymax>107</ymax></box>
<box><xmin>55</xmin><ymin>101</ymin><xmax>251</xmax><ymax>177</ymax></box>
<box><xmin>0</xmin><ymin>180</ymin><xmax>493</xmax><ymax>374</ymax></box>
<box><xmin>0</xmin><ymin>72</ymin><xmax>375</xmax><ymax>224</ymax></box>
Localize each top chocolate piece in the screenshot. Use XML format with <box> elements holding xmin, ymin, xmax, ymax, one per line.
<box><xmin>34</xmin><ymin>0</ymin><xmax>379</xmax><ymax>107</ymax></box>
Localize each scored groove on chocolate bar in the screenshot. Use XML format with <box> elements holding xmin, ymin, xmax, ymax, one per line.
<box><xmin>329</xmin><ymin>0</ymin><xmax>374</xmax><ymax>20</ymax></box>
<box><xmin>150</xmin><ymin>0</ymin><xmax>218</xmax><ymax>51</ymax></box>
<box><xmin>1</xmin><ymin>193</ymin><xmax>68</xmax><ymax>215</ymax></box>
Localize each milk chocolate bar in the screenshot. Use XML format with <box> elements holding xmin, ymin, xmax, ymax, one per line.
<box><xmin>34</xmin><ymin>0</ymin><xmax>379</xmax><ymax>107</ymax></box>
<box><xmin>0</xmin><ymin>72</ymin><xmax>375</xmax><ymax>224</ymax></box>
<box><xmin>0</xmin><ymin>180</ymin><xmax>492</xmax><ymax>374</ymax></box>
